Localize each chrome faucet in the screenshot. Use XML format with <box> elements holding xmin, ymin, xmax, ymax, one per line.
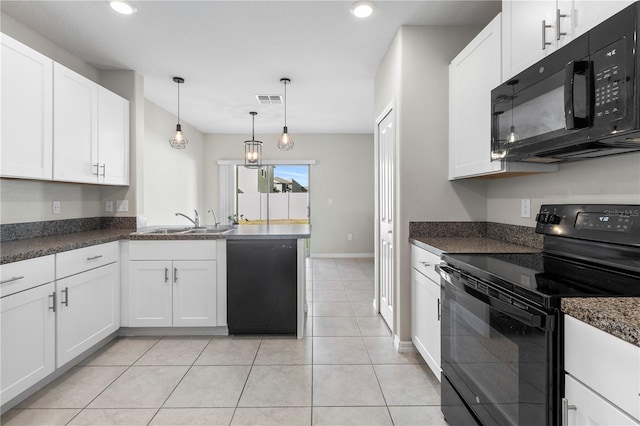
<box><xmin>207</xmin><ymin>209</ymin><xmax>221</xmax><ymax>228</ymax></box>
<box><xmin>175</xmin><ymin>210</ymin><xmax>200</xmax><ymax>227</ymax></box>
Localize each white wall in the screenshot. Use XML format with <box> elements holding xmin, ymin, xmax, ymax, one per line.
<box><xmin>487</xmin><ymin>153</ymin><xmax>640</xmax><ymax>225</ymax></box>
<box><xmin>203</xmin><ymin>134</ymin><xmax>375</xmax><ymax>256</ymax></box>
<box><xmin>141</xmin><ymin>100</ymin><xmax>205</xmax><ymax>226</ymax></box>
<box><xmin>374</xmin><ymin>25</ymin><xmax>484</xmax><ymax>343</ymax></box>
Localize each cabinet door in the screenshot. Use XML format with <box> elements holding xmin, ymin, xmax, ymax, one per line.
<box><xmin>564</xmin><ymin>375</ymin><xmax>640</xmax><ymax>426</ymax></box>
<box><xmin>1</xmin><ymin>282</ymin><xmax>55</xmax><ymax>403</ymax></box>
<box><xmin>570</xmin><ymin>0</ymin><xmax>634</xmax><ymax>42</ymax></box>
<box><xmin>56</xmin><ymin>263</ymin><xmax>119</xmax><ymax>367</ymax></box>
<box><xmin>172</xmin><ymin>260</ymin><xmax>217</xmax><ymax>327</ymax></box>
<box><xmin>1</xmin><ymin>34</ymin><xmax>53</xmax><ymax>180</ymax></box>
<box><xmin>502</xmin><ymin>0</ymin><xmax>557</xmax><ymax>79</ymax></box>
<box><xmin>411</xmin><ymin>268</ymin><xmax>441</xmax><ymax>381</ymax></box>
<box><xmin>129</xmin><ymin>261</ymin><xmax>173</xmax><ymax>327</ymax></box>
<box><xmin>449</xmin><ymin>14</ymin><xmax>503</xmax><ymax>179</ymax></box>
<box><xmin>98</xmin><ymin>87</ymin><xmax>129</xmax><ymax>185</ymax></box>
<box><xmin>53</xmin><ymin>63</ymin><xmax>98</xmax><ymax>183</ymax></box>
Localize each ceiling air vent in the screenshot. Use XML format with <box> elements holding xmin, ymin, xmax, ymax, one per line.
<box><xmin>256</xmin><ymin>95</ymin><xmax>283</xmax><ymax>105</ymax></box>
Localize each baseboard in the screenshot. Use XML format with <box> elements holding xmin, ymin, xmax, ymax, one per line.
<box><xmin>118</xmin><ymin>327</ymin><xmax>229</xmax><ymax>336</ymax></box>
<box><xmin>394</xmin><ymin>335</ymin><xmax>417</xmax><ymax>353</ymax></box>
<box><xmin>311</xmin><ymin>253</ymin><xmax>374</xmax><ymax>258</ymax></box>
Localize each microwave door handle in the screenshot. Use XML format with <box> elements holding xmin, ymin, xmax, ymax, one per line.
<box><xmin>564</xmin><ymin>60</ymin><xmax>592</xmax><ymax>130</ymax></box>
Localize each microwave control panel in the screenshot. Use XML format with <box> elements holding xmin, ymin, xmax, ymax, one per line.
<box><xmin>593</xmin><ymin>38</ymin><xmax>626</xmax><ymax>121</ymax></box>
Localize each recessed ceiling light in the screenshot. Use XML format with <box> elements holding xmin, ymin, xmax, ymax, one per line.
<box><xmin>350</xmin><ymin>0</ymin><xmax>375</xmax><ymax>18</ymax></box>
<box><xmin>109</xmin><ymin>1</ymin><xmax>137</xmax><ymax>15</ymax></box>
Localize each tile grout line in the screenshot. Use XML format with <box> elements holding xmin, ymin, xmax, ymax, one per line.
<box><xmin>61</xmin><ymin>336</ymin><xmax>164</xmax><ymax>426</ymax></box>
<box><xmin>228</xmin><ymin>338</ymin><xmax>263</xmax><ymax>425</ymax></box>
<box><xmin>145</xmin><ymin>336</ymin><xmax>214</xmax><ymax>425</ymax></box>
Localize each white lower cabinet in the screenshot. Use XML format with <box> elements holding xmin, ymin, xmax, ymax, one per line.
<box><xmin>129</xmin><ymin>260</ymin><xmax>217</xmax><ymax>327</ymax></box>
<box><xmin>0</xmin><ymin>282</ymin><xmax>55</xmax><ymax>403</ymax></box>
<box><xmin>564</xmin><ymin>315</ymin><xmax>640</xmax><ymax>425</ymax></box>
<box><xmin>128</xmin><ymin>241</ymin><xmax>219</xmax><ymax>328</ymax></box>
<box><xmin>411</xmin><ymin>245</ymin><xmax>442</xmax><ymax>381</ymax></box>
<box><xmin>564</xmin><ymin>375</ymin><xmax>639</xmax><ymax>426</ymax></box>
<box><xmin>56</xmin><ymin>262</ymin><xmax>120</xmax><ymax>368</ymax></box>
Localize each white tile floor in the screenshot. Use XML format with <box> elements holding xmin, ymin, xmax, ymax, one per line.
<box><xmin>2</xmin><ymin>258</ymin><xmax>445</xmax><ymax>426</ymax></box>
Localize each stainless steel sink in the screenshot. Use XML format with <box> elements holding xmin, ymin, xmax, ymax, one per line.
<box><xmin>184</xmin><ymin>226</ymin><xmax>234</xmax><ymax>234</ymax></box>
<box><xmin>140</xmin><ymin>227</ymin><xmax>191</xmax><ymax>234</ymax></box>
<box><xmin>138</xmin><ymin>226</ymin><xmax>234</xmax><ymax>235</ymax></box>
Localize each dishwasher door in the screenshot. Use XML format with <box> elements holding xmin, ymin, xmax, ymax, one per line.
<box><xmin>227</xmin><ymin>239</ymin><xmax>297</xmax><ymax>335</ymax></box>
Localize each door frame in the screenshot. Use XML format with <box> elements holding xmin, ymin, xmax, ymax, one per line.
<box><xmin>374</xmin><ymin>100</ymin><xmax>397</xmax><ymax>333</ymax></box>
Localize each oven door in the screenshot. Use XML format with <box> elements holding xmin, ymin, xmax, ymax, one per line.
<box><xmin>439</xmin><ymin>265</ymin><xmax>556</xmax><ymax>426</ymax></box>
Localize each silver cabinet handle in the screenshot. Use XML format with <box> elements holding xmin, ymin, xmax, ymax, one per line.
<box><xmin>174</xmin><ymin>267</ymin><xmax>178</xmax><ymax>283</ymax></box>
<box><xmin>61</xmin><ymin>287</ymin><xmax>69</xmax><ymax>307</ymax></box>
<box><xmin>556</xmin><ymin>9</ymin><xmax>567</xmax><ymax>40</ymax></box>
<box><xmin>100</xmin><ymin>164</ymin><xmax>106</xmax><ymax>177</ymax></box>
<box><xmin>87</xmin><ymin>255</ymin><xmax>103</xmax><ymax>261</ymax></box>
<box><xmin>164</xmin><ymin>267</ymin><xmax>169</xmax><ymax>283</ymax></box>
<box><xmin>93</xmin><ymin>163</ymin><xmax>100</xmax><ymax>176</ymax></box>
<box><xmin>437</xmin><ymin>298</ymin><xmax>441</xmax><ymax>321</ymax></box>
<box><xmin>542</xmin><ymin>20</ymin><xmax>552</xmax><ymax>50</ymax></box>
<box><xmin>0</xmin><ymin>275</ymin><xmax>24</xmax><ymax>284</ymax></box>
<box><xmin>420</xmin><ymin>261</ymin><xmax>431</xmax><ymax>267</ymax></box>
<box><xmin>49</xmin><ymin>292</ymin><xmax>56</xmax><ymax>312</ymax></box>
<box><xmin>562</xmin><ymin>397</ymin><xmax>577</xmax><ymax>426</ymax></box>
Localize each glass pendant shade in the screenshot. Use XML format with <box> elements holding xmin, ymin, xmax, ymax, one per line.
<box><xmin>277</xmin><ymin>78</ymin><xmax>294</xmax><ymax>151</ymax></box>
<box><xmin>277</xmin><ymin>126</ymin><xmax>294</xmax><ymax>151</ymax></box>
<box><xmin>170</xmin><ymin>123</ymin><xmax>188</xmax><ymax>149</ymax></box>
<box><xmin>508</xmin><ymin>125</ymin><xmax>518</xmax><ymax>143</ymax></box>
<box><xmin>170</xmin><ymin>76</ymin><xmax>188</xmax><ymax>149</ymax></box>
<box><xmin>244</xmin><ymin>112</ymin><xmax>262</xmax><ymax>169</ymax></box>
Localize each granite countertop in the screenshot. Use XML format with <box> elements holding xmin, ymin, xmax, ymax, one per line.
<box><xmin>562</xmin><ymin>298</ymin><xmax>640</xmax><ymax>347</ymax></box>
<box><xmin>2</xmin><ymin>225</ymin><xmax>312</xmax><ymax>264</ymax></box>
<box><xmin>130</xmin><ymin>224</ymin><xmax>311</xmax><ymax>240</ymax></box>
<box><xmin>410</xmin><ymin>236</ymin><xmax>541</xmax><ymax>256</ymax></box>
<box><xmin>1</xmin><ymin>228</ymin><xmax>134</xmax><ymax>264</ymax></box>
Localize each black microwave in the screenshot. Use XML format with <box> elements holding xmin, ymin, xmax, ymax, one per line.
<box><xmin>491</xmin><ymin>2</ymin><xmax>640</xmax><ymax>163</ymax></box>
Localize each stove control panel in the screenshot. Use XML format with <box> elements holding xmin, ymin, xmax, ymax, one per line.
<box><xmin>536</xmin><ymin>204</ymin><xmax>640</xmax><ymax>246</ymax></box>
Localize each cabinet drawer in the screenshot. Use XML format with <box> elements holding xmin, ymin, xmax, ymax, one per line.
<box><xmin>129</xmin><ymin>241</ymin><xmax>217</xmax><ymax>261</ymax></box>
<box><xmin>411</xmin><ymin>245</ymin><xmax>441</xmax><ymax>283</ymax></box>
<box><xmin>56</xmin><ymin>241</ymin><xmax>119</xmax><ymax>279</ymax></box>
<box><xmin>565</xmin><ymin>315</ymin><xmax>640</xmax><ymax>420</ymax></box>
<box><xmin>0</xmin><ymin>255</ymin><xmax>55</xmax><ymax>298</ymax></box>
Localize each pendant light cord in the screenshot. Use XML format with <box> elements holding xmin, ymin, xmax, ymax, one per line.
<box><xmin>177</xmin><ymin>81</ymin><xmax>181</xmax><ymax>125</ymax></box>
<box><xmin>283</xmin><ymin>81</ymin><xmax>287</xmax><ymax>127</ymax></box>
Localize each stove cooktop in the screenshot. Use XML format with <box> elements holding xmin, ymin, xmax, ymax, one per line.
<box><xmin>442</xmin><ymin>252</ymin><xmax>640</xmax><ymax>309</ymax></box>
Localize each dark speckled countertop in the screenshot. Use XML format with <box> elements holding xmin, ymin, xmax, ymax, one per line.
<box><xmin>1</xmin><ymin>228</ymin><xmax>134</xmax><ymax>264</ymax></box>
<box><xmin>411</xmin><ymin>236</ymin><xmax>540</xmax><ymax>256</ymax></box>
<box><xmin>562</xmin><ymin>298</ymin><xmax>640</xmax><ymax>347</ymax></box>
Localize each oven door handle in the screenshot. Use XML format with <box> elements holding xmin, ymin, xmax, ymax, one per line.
<box><xmin>487</xmin><ymin>294</ymin><xmax>544</xmax><ymax>329</ymax></box>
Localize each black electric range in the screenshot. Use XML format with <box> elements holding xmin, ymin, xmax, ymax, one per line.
<box><xmin>438</xmin><ymin>204</ymin><xmax>640</xmax><ymax>426</ymax></box>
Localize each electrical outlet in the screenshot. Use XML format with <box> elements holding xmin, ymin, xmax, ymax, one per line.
<box><xmin>328</xmin><ymin>198</ymin><xmax>333</xmax><ymax>206</ymax></box>
<box><xmin>53</xmin><ymin>201</ymin><xmax>61</xmax><ymax>215</ymax></box>
<box><xmin>521</xmin><ymin>199</ymin><xmax>531</xmax><ymax>218</ymax></box>
<box><xmin>347</xmin><ymin>233</ymin><xmax>353</xmax><ymax>241</ymax></box>
<box><xmin>116</xmin><ymin>200</ymin><xmax>129</xmax><ymax>212</ymax></box>
<box><xmin>105</xmin><ymin>201</ymin><xmax>114</xmax><ymax>213</ymax></box>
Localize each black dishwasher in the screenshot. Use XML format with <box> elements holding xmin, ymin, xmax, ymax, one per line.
<box><xmin>227</xmin><ymin>239</ymin><xmax>297</xmax><ymax>335</ymax></box>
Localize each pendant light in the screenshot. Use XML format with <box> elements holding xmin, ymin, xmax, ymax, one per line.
<box><xmin>277</xmin><ymin>78</ymin><xmax>294</xmax><ymax>151</ymax></box>
<box><xmin>169</xmin><ymin>76</ymin><xmax>188</xmax><ymax>149</ymax></box>
<box><xmin>244</xmin><ymin>111</ymin><xmax>263</xmax><ymax>169</ymax></box>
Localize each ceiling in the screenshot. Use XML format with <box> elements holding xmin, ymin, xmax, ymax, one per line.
<box><xmin>1</xmin><ymin>1</ymin><xmax>501</xmax><ymax>135</ymax></box>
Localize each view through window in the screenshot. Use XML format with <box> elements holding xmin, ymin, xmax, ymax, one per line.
<box><xmin>236</xmin><ymin>165</ymin><xmax>310</xmax><ymax>225</ymax></box>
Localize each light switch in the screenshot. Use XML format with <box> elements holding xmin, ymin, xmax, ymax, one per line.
<box><xmin>328</xmin><ymin>198</ymin><xmax>333</xmax><ymax>206</ymax></box>
<box><xmin>105</xmin><ymin>201</ymin><xmax>114</xmax><ymax>212</ymax></box>
<box><xmin>521</xmin><ymin>199</ymin><xmax>531</xmax><ymax>218</ymax></box>
<box><xmin>116</xmin><ymin>200</ymin><xmax>129</xmax><ymax>212</ymax></box>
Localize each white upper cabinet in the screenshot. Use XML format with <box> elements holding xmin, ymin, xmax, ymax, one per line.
<box><xmin>98</xmin><ymin>87</ymin><xmax>130</xmax><ymax>185</ymax></box>
<box><xmin>53</xmin><ymin>63</ymin><xmax>99</xmax><ymax>183</ymax></box>
<box><xmin>502</xmin><ymin>0</ymin><xmax>635</xmax><ymax>80</ymax></box>
<box><xmin>1</xmin><ymin>34</ymin><xmax>53</xmax><ymax>180</ymax></box>
<box><xmin>449</xmin><ymin>14</ymin><xmax>557</xmax><ymax>179</ymax></box>
<box><xmin>53</xmin><ymin>63</ymin><xmax>130</xmax><ymax>185</ymax></box>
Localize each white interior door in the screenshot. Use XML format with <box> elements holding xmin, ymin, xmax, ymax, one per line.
<box><xmin>378</xmin><ymin>110</ymin><xmax>394</xmax><ymax>331</ymax></box>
